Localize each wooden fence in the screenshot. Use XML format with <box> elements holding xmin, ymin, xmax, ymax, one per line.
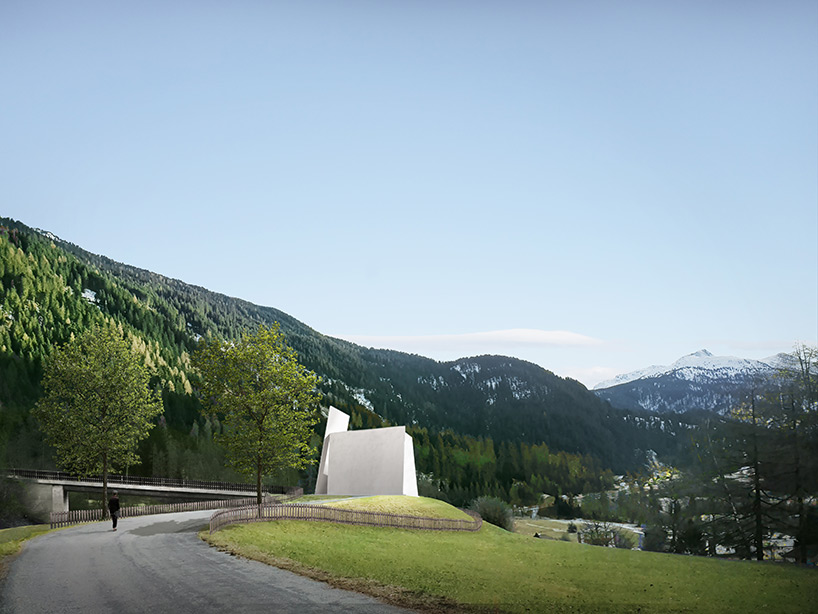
<box><xmin>209</xmin><ymin>502</ymin><xmax>483</xmax><ymax>534</ymax></box>
<box><xmin>50</xmin><ymin>490</ymin><xmax>303</xmax><ymax>529</ymax></box>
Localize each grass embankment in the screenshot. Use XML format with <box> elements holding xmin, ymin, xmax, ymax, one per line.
<box><xmin>325</xmin><ymin>495</ymin><xmax>473</xmax><ymax>520</ymax></box>
<box><xmin>202</xmin><ymin>496</ymin><xmax>817</xmax><ymax>613</ymax></box>
<box><xmin>0</xmin><ymin>525</ymin><xmax>52</xmax><ymax>577</ymax></box>
<box><xmin>290</xmin><ymin>494</ymin><xmax>365</xmax><ymax>503</ymax></box>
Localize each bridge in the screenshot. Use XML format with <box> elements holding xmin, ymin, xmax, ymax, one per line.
<box><xmin>7</xmin><ymin>468</ymin><xmax>297</xmax><ymax>522</ymax></box>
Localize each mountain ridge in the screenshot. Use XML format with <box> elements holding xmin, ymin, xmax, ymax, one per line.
<box><xmin>594</xmin><ymin>349</ymin><xmax>781</xmax><ymax>390</ymax></box>
<box><xmin>593</xmin><ymin>348</ymin><xmax>790</xmax><ymax>414</ymax></box>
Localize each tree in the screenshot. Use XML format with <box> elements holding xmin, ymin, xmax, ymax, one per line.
<box><xmin>694</xmin><ymin>394</ymin><xmax>779</xmax><ymax>560</ymax></box>
<box><xmin>33</xmin><ymin>326</ymin><xmax>162</xmax><ymax>517</ymax></box>
<box><xmin>765</xmin><ymin>344</ymin><xmax>818</xmax><ymax>563</ymax></box>
<box><xmin>193</xmin><ymin>324</ymin><xmax>321</xmax><ymax>505</ymax></box>
<box><xmin>693</xmin><ymin>345</ymin><xmax>818</xmax><ymax>561</ymax></box>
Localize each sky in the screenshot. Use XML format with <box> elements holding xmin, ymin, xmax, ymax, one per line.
<box><xmin>2</xmin><ymin>1</ymin><xmax>816</xmax><ymax>388</ymax></box>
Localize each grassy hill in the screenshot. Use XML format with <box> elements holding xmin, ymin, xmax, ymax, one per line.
<box><xmin>203</xmin><ymin>496</ymin><xmax>817</xmax><ymax>613</ymax></box>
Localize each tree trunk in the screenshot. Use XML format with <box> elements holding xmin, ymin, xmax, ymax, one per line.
<box><xmin>102</xmin><ymin>452</ymin><xmax>109</xmax><ymax>520</ymax></box>
<box><xmin>257</xmin><ymin>457</ymin><xmax>263</xmax><ymax>509</ymax></box>
<box><xmin>751</xmin><ymin>396</ymin><xmax>764</xmax><ymax>561</ymax></box>
<box><xmin>789</xmin><ymin>394</ymin><xmax>807</xmax><ymax>565</ymax></box>
<box><xmin>752</xmin><ymin>456</ymin><xmax>763</xmax><ymax>560</ymax></box>
<box><xmin>792</xmin><ymin>346</ymin><xmax>815</xmax><ymax>565</ymax></box>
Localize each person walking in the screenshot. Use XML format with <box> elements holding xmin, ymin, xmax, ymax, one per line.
<box><xmin>108</xmin><ymin>491</ymin><xmax>120</xmax><ymax>531</ymax></box>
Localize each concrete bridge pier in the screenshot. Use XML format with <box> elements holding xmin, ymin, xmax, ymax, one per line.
<box><xmin>19</xmin><ymin>482</ymin><xmax>69</xmax><ymax>523</ymax></box>
<box><xmin>52</xmin><ymin>484</ymin><xmax>69</xmax><ymax>513</ymax></box>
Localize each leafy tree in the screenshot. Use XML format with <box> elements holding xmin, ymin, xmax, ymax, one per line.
<box><xmin>32</xmin><ymin>326</ymin><xmax>162</xmax><ymax>516</ymax></box>
<box><xmin>193</xmin><ymin>324</ymin><xmax>322</xmax><ymax>505</ymax></box>
<box><xmin>578</xmin><ymin>520</ymin><xmax>610</xmax><ymax>546</ymax></box>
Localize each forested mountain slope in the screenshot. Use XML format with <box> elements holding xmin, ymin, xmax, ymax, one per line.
<box><xmin>0</xmin><ymin>217</ymin><xmax>690</xmax><ymax>502</ymax></box>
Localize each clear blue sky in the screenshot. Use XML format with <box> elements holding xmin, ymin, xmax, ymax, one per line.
<box><xmin>3</xmin><ymin>1</ymin><xmax>816</xmax><ymax>387</ymax></box>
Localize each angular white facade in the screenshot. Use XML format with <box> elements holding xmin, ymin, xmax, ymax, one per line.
<box><xmin>315</xmin><ymin>406</ymin><xmax>418</xmax><ymax>497</ymax></box>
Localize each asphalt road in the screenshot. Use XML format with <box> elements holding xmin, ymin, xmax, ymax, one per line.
<box><xmin>1</xmin><ymin>510</ymin><xmax>414</xmax><ymax>614</ymax></box>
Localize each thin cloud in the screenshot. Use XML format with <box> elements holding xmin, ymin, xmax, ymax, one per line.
<box><xmin>333</xmin><ymin>329</ymin><xmax>603</xmax><ymax>352</ymax></box>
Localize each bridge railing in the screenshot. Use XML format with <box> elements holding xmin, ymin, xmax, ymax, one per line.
<box><xmin>209</xmin><ymin>503</ymin><xmax>482</xmax><ymax>534</ymax></box>
<box><xmin>50</xmin><ymin>490</ymin><xmax>304</xmax><ymax>529</ymax></box>
<box><xmin>9</xmin><ymin>468</ymin><xmax>299</xmax><ymax>495</ymax></box>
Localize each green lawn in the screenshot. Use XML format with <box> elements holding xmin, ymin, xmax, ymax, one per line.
<box><xmin>513</xmin><ymin>516</ymin><xmax>579</xmax><ymax>542</ymax></box>
<box><xmin>290</xmin><ymin>494</ymin><xmax>367</xmax><ymax>503</ymax></box>
<box><xmin>0</xmin><ymin>524</ymin><xmax>52</xmax><ymax>577</ymax></box>
<box><xmin>203</xmin><ymin>497</ymin><xmax>817</xmax><ymax>614</ymax></box>
<box><xmin>325</xmin><ymin>495</ymin><xmax>473</xmax><ymax>520</ymax></box>
<box><xmin>0</xmin><ymin>525</ymin><xmax>52</xmax><ymax>558</ymax></box>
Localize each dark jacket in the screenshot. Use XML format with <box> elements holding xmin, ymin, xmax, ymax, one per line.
<box><xmin>108</xmin><ymin>496</ymin><xmax>120</xmax><ymax>515</ymax></box>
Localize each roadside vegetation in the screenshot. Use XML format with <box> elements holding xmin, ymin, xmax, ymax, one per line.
<box><xmin>0</xmin><ymin>524</ymin><xmax>51</xmax><ymax>576</ymax></box>
<box><xmin>202</xmin><ymin>496</ymin><xmax>817</xmax><ymax>613</ymax></box>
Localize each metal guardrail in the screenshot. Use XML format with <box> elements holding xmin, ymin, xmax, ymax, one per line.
<box><xmin>8</xmin><ymin>468</ymin><xmax>299</xmax><ymax>495</ymax></box>
<box><xmin>50</xmin><ymin>491</ymin><xmax>304</xmax><ymax>529</ymax></box>
<box><xmin>209</xmin><ymin>503</ymin><xmax>483</xmax><ymax>534</ymax></box>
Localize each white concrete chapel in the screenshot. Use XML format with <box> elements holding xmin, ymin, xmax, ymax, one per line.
<box><xmin>314</xmin><ymin>406</ymin><xmax>418</xmax><ymax>496</ymax></box>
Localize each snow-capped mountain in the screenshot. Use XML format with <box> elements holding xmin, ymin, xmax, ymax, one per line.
<box><xmin>593</xmin><ymin>349</ymin><xmax>785</xmax><ymax>414</ymax></box>
<box><xmin>594</xmin><ymin>350</ymin><xmax>776</xmax><ymax>390</ymax></box>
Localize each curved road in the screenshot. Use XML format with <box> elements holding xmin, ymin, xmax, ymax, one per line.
<box><xmin>1</xmin><ymin>510</ymin><xmax>414</xmax><ymax>613</ymax></box>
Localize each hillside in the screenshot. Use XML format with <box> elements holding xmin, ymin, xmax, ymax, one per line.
<box><xmin>0</xmin><ymin>217</ymin><xmax>690</xmax><ymax>502</ymax></box>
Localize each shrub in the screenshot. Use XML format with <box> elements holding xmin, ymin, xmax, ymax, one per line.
<box><xmin>567</xmin><ymin>522</ymin><xmax>578</xmax><ymax>533</ymax></box>
<box><xmin>642</xmin><ymin>524</ymin><xmax>667</xmax><ymax>552</ymax></box>
<box><xmin>470</xmin><ymin>496</ymin><xmax>513</xmax><ymax>531</ymax></box>
<box><xmin>548</xmin><ymin>496</ymin><xmax>581</xmax><ymax>519</ymax></box>
<box><xmin>509</xmin><ymin>482</ymin><xmax>539</xmax><ymax>507</ymax></box>
<box><xmin>417</xmin><ymin>474</ymin><xmax>449</xmax><ymax>502</ymax></box>
<box><xmin>613</xmin><ymin>530</ymin><xmax>636</xmax><ymax>549</ymax></box>
<box><xmin>580</xmin><ymin>520</ymin><xmax>636</xmax><ymax>549</ymax></box>
<box><xmin>580</xmin><ymin>520</ymin><xmax>615</xmax><ymax>546</ymax></box>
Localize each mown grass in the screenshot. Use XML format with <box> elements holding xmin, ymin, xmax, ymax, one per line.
<box><xmin>513</xmin><ymin>516</ymin><xmax>579</xmax><ymax>542</ymax></box>
<box><xmin>0</xmin><ymin>525</ymin><xmax>52</xmax><ymax>558</ymax></box>
<box><xmin>325</xmin><ymin>495</ymin><xmax>472</xmax><ymax>520</ymax></box>
<box><xmin>290</xmin><ymin>494</ymin><xmax>365</xmax><ymax>503</ymax></box>
<box><xmin>203</xmin><ymin>496</ymin><xmax>817</xmax><ymax>614</ymax></box>
<box><xmin>0</xmin><ymin>525</ymin><xmax>52</xmax><ymax>577</ymax></box>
